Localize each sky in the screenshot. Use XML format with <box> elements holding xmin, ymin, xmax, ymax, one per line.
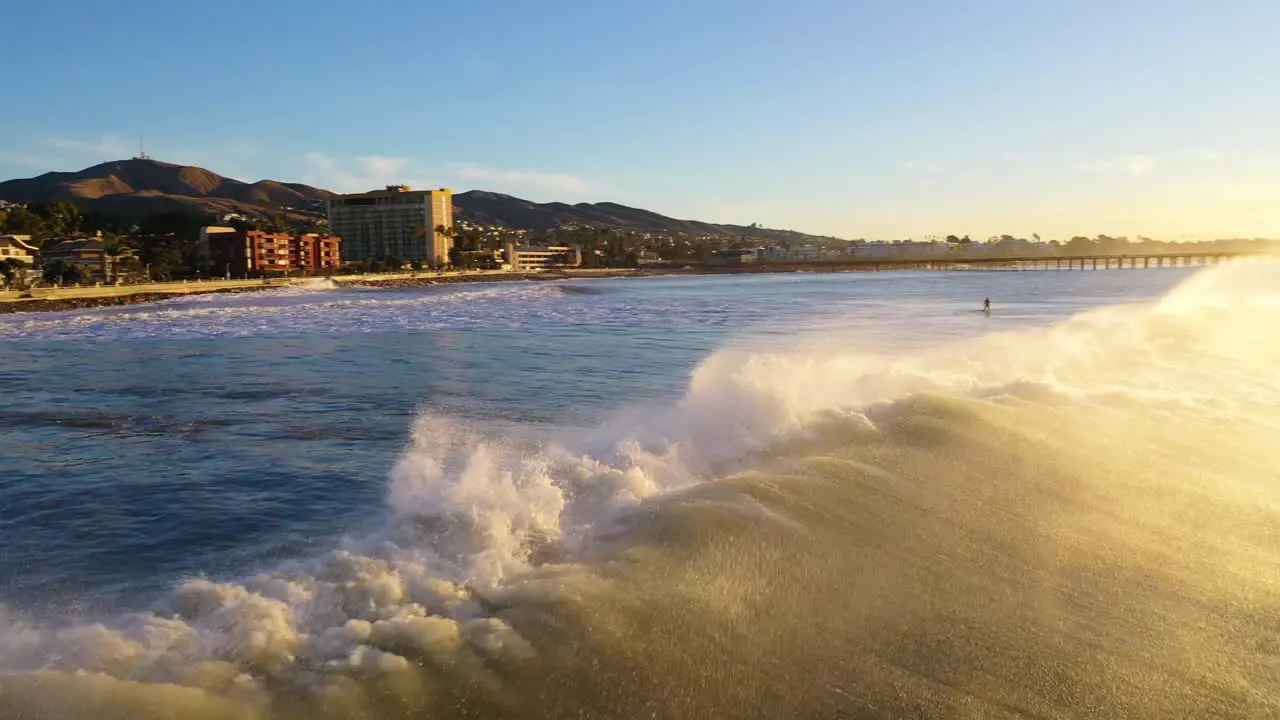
<box><xmin>2</xmin><ymin>0</ymin><xmax>1278</xmax><ymax>241</ymax></box>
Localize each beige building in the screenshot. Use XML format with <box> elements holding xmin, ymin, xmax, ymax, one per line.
<box><xmin>0</xmin><ymin>234</ymin><xmax>38</xmax><ymax>265</ymax></box>
<box><xmin>327</xmin><ymin>185</ymin><xmax>454</xmax><ymax>266</ymax></box>
<box><xmin>501</xmin><ymin>244</ymin><xmax>583</xmax><ymax>271</ymax></box>
<box><xmin>0</xmin><ymin>235</ymin><xmax>39</xmax><ymax>287</ymax></box>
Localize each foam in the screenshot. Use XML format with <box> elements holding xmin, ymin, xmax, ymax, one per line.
<box><xmin>0</xmin><ymin>281</ymin><xmax>571</xmax><ymax>341</ymax></box>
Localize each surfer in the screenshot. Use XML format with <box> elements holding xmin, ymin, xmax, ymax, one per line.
<box><xmin>983</xmin><ymin>297</ymin><xmax>991</xmax><ymax>313</ymax></box>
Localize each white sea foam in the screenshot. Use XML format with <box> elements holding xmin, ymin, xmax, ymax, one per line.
<box><xmin>0</xmin><ymin>282</ymin><xmax>580</xmax><ymax>341</ymax></box>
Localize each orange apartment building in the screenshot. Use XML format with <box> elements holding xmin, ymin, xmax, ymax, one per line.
<box><xmin>199</xmin><ymin>228</ymin><xmax>342</xmax><ymax>277</ymax></box>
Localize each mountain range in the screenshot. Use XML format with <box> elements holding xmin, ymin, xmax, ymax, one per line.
<box><xmin>0</xmin><ymin>158</ymin><xmax>834</xmax><ymax>241</ymax></box>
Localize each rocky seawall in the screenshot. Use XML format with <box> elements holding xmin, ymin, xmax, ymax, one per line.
<box><xmin>0</xmin><ymin>286</ymin><xmax>279</xmax><ymax>314</ymax></box>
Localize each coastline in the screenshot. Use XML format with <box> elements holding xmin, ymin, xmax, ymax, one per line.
<box><xmin>0</xmin><ymin>268</ymin><xmax>689</xmax><ymax>315</ymax></box>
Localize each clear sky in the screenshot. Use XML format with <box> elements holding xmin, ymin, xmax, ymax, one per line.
<box><xmin>2</xmin><ymin>0</ymin><xmax>1277</xmax><ymax>240</ymax></box>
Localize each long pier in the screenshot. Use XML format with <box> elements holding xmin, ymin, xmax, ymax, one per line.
<box><xmin>720</xmin><ymin>251</ymin><xmax>1270</xmax><ymax>273</ymax></box>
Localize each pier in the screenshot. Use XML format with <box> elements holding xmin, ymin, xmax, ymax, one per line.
<box><xmin>722</xmin><ymin>251</ymin><xmax>1270</xmax><ymax>274</ymax></box>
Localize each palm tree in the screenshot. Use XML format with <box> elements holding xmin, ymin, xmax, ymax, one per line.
<box><xmin>432</xmin><ymin>225</ymin><xmax>451</xmax><ymax>268</ymax></box>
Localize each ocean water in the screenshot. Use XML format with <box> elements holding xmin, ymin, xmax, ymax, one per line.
<box><xmin>0</xmin><ymin>264</ymin><xmax>1277</xmax><ymax>719</ymax></box>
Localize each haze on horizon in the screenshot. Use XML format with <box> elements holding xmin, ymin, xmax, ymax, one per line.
<box><xmin>2</xmin><ymin>0</ymin><xmax>1277</xmax><ymax>242</ymax></box>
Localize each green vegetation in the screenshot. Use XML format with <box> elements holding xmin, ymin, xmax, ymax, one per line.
<box><xmin>140</xmin><ymin>243</ymin><xmax>191</xmax><ymax>281</ymax></box>
<box><xmin>0</xmin><ymin>202</ymin><xmax>83</xmax><ymax>247</ymax></box>
<box><xmin>0</xmin><ymin>258</ymin><xmax>23</xmax><ymax>286</ymax></box>
<box><xmin>42</xmin><ymin>260</ymin><xmax>91</xmax><ymax>285</ymax></box>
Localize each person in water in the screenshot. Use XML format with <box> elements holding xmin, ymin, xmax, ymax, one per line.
<box><xmin>983</xmin><ymin>297</ymin><xmax>991</xmax><ymax>312</ymax></box>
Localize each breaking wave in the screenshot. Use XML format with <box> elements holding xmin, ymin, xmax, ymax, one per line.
<box><xmin>1</xmin><ymin>261</ymin><xmax>1278</xmax><ymax>718</ymax></box>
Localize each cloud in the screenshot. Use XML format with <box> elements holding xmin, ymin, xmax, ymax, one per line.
<box><xmin>45</xmin><ymin>134</ymin><xmax>134</xmax><ymax>159</ymax></box>
<box><xmin>301</xmin><ymin>153</ymin><xmax>594</xmax><ymax>197</ymax></box>
<box><xmin>0</xmin><ymin>151</ymin><xmax>61</xmax><ymax>172</ymax></box>
<box><xmin>0</xmin><ymin>134</ymin><xmax>266</xmax><ymax>181</ymax></box>
<box><xmin>1074</xmin><ymin>154</ymin><xmax>1154</xmax><ymax>175</ymax></box>
<box><xmin>0</xmin><ymin>134</ymin><xmax>134</xmax><ymax>176</ymax></box>
<box><xmin>1126</xmin><ymin>155</ymin><xmax>1154</xmax><ymax>174</ymax></box>
<box><xmin>454</xmin><ymin>165</ymin><xmax>590</xmax><ymax>195</ymax></box>
<box><xmin>902</xmin><ymin>159</ymin><xmax>942</xmax><ymax>173</ymax></box>
<box><xmin>301</xmin><ymin>153</ymin><xmax>442</xmax><ymax>193</ymax></box>
<box><xmin>159</xmin><ymin>139</ymin><xmax>262</xmax><ymax>180</ymax></box>
<box><xmin>1186</xmin><ymin>149</ymin><xmax>1239</xmax><ymax>163</ymax></box>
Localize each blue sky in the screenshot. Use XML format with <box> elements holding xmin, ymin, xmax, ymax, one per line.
<box><xmin>3</xmin><ymin>0</ymin><xmax>1278</xmax><ymax>240</ymax></box>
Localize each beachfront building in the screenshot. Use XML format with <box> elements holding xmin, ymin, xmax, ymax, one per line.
<box><xmin>0</xmin><ymin>234</ymin><xmax>39</xmax><ymax>287</ymax></box>
<box><xmin>199</xmin><ymin>227</ymin><xmax>342</xmax><ymax>277</ymax></box>
<box><xmin>296</xmin><ymin>233</ymin><xmax>343</xmax><ymax>271</ymax></box>
<box><xmin>41</xmin><ymin>238</ymin><xmax>128</xmax><ymax>283</ymax></box>
<box><xmin>500</xmin><ymin>243</ymin><xmax>583</xmax><ymax>271</ymax></box>
<box><xmin>0</xmin><ymin>234</ymin><xmax>38</xmax><ymax>265</ymax></box>
<box><xmin>327</xmin><ymin>186</ymin><xmax>454</xmax><ymax>266</ymax></box>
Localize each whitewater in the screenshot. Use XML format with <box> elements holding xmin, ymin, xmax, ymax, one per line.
<box><xmin>0</xmin><ymin>263</ymin><xmax>1276</xmax><ymax>718</ymax></box>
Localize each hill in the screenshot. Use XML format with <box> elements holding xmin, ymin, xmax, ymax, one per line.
<box><xmin>0</xmin><ymin>159</ymin><xmax>837</xmax><ymax>242</ymax></box>
<box><xmin>452</xmin><ymin>191</ymin><xmax>818</xmax><ymax>240</ymax></box>
<box><xmin>0</xmin><ymin>158</ymin><xmax>333</xmax><ymax>220</ymax></box>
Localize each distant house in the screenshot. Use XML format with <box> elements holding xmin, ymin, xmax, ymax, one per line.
<box><xmin>846</xmin><ymin>241</ymin><xmax>949</xmax><ymax>260</ymax></box>
<box><xmin>709</xmin><ymin>249</ymin><xmax>758</xmax><ymax>266</ymax></box>
<box><xmin>41</xmin><ymin>238</ymin><xmax>135</xmax><ymax>284</ymax></box>
<box><xmin>0</xmin><ymin>234</ymin><xmax>38</xmax><ymax>265</ymax></box>
<box><xmin>500</xmin><ymin>243</ymin><xmax>583</xmax><ymax>271</ymax></box>
<box><xmin>635</xmin><ymin>249</ymin><xmax>666</xmax><ymax>266</ymax></box>
<box><xmin>0</xmin><ymin>234</ymin><xmax>40</xmax><ymax>287</ymax></box>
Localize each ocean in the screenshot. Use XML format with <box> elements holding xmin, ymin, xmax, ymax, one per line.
<box><xmin>0</xmin><ymin>264</ymin><xmax>1276</xmax><ymax>719</ymax></box>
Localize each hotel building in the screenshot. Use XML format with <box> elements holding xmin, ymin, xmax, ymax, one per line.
<box><xmin>327</xmin><ymin>186</ymin><xmax>454</xmax><ymax>266</ymax></box>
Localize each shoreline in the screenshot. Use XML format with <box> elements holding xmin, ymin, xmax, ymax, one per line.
<box><xmin>0</xmin><ymin>268</ymin><xmax>689</xmax><ymax>315</ymax></box>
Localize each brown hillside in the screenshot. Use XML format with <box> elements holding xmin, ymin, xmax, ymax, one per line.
<box><xmin>67</xmin><ymin>175</ymin><xmax>135</xmax><ymax>199</ymax></box>
<box><xmin>0</xmin><ymin>158</ymin><xmax>334</xmax><ymax>220</ymax></box>
<box><xmin>236</xmin><ymin>180</ymin><xmax>319</xmax><ymax>208</ymax></box>
<box><xmin>176</xmin><ymin>166</ymin><xmax>224</xmax><ymax>195</ymax></box>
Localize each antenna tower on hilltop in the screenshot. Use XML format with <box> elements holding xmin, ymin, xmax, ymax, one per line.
<box><xmin>135</xmin><ymin>140</ymin><xmax>152</xmax><ymax>161</ymax></box>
